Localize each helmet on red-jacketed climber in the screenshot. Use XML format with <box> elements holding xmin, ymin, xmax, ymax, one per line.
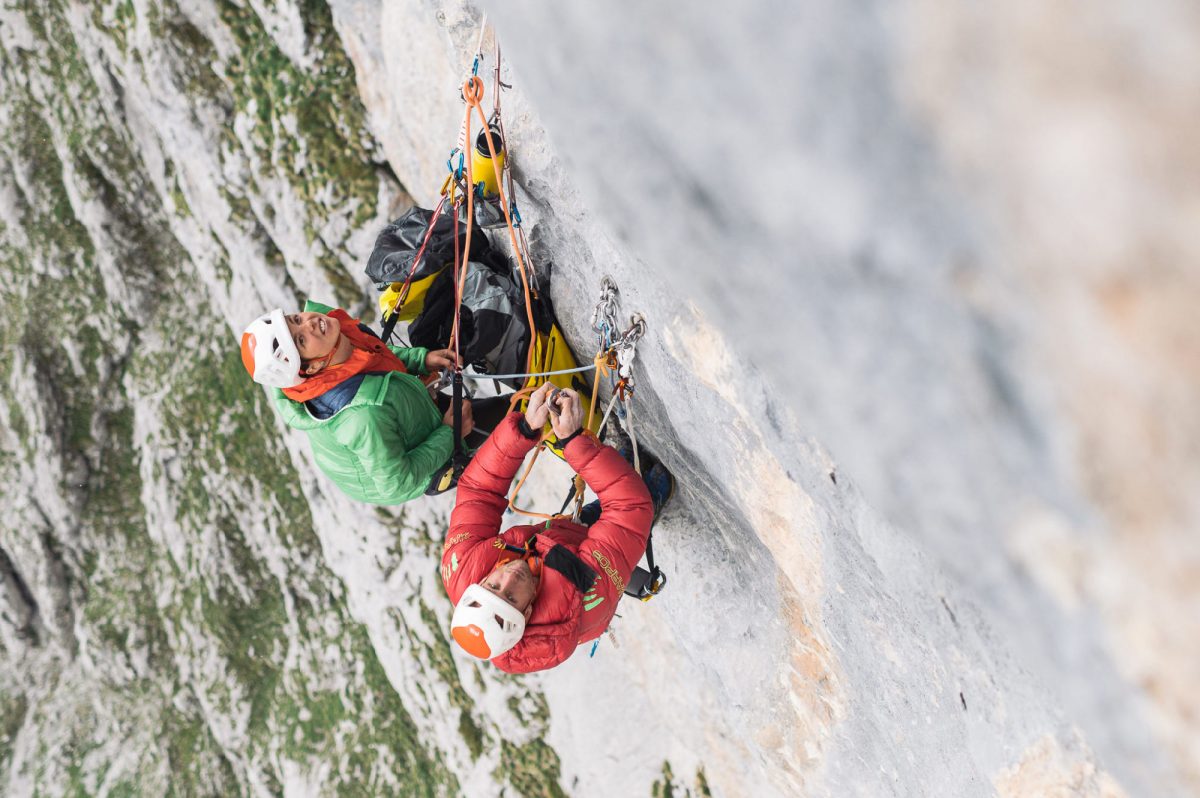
<box><xmin>240</xmin><ymin>308</ymin><xmax>303</xmax><ymax>388</ymax></box>
<box><xmin>450</xmin><ymin>583</ymin><xmax>527</xmax><ymax>659</ymax></box>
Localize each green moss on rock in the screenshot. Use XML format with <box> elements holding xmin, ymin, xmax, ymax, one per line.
<box><xmin>650</xmin><ymin>761</ymin><xmax>713</xmax><ymax>798</ymax></box>
<box><xmin>0</xmin><ymin>692</ymin><xmax>28</xmax><ymax>779</ymax></box>
<box><xmin>498</xmin><ymin>737</ymin><xmax>568</xmax><ymax>798</ymax></box>
<box><xmin>217</xmin><ymin>0</ymin><xmax>381</xmax><ymax>231</ymax></box>
<box><xmin>0</xmin><ymin>4</ymin><xmax>520</xmax><ymax>796</ymax></box>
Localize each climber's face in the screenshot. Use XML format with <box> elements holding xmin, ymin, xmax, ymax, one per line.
<box><xmin>481</xmin><ymin>559</ymin><xmax>539</xmax><ymax>617</ymax></box>
<box><xmin>285</xmin><ymin>312</ymin><xmax>339</xmax><ymax>363</ymax></box>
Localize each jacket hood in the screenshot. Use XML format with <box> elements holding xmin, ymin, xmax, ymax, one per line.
<box><xmin>492</xmin><ymin>610</ymin><xmax>582</xmax><ymax>673</ymax></box>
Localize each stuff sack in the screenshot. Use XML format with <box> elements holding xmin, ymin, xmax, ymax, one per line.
<box><xmin>409</xmin><ymin>260</ymin><xmax>530</xmax><ymax>386</ymax></box>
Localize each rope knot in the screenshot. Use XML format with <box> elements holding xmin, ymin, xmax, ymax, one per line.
<box><xmin>462</xmin><ymin>76</ymin><xmax>485</xmax><ymax>105</ymax></box>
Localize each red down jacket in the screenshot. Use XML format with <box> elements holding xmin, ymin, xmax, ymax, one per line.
<box><xmin>441</xmin><ymin>412</ymin><xmax>653</xmax><ymax>673</ymax></box>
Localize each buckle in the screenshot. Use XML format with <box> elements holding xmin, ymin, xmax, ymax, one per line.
<box><xmin>624</xmin><ymin>566</ymin><xmax>666</xmax><ymax>601</ymax></box>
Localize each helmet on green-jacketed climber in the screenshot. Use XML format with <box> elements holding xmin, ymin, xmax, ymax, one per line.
<box><xmin>240</xmin><ymin>308</ymin><xmax>303</xmax><ymax>388</ymax></box>
<box><xmin>450</xmin><ymin>583</ymin><xmax>527</xmax><ymax>659</ymax></box>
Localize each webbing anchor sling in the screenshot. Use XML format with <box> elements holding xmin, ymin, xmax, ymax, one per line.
<box><xmin>551</xmin><ymin>285</ymin><xmax>667</xmax><ymax>603</ymax></box>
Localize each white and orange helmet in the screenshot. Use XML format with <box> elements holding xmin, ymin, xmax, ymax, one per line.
<box><xmin>450</xmin><ymin>584</ymin><xmax>526</xmax><ymax>660</ymax></box>
<box><xmin>240</xmin><ymin>308</ymin><xmax>303</xmax><ymax>388</ymax></box>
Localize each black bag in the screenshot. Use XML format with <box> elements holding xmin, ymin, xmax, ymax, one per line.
<box><xmin>365</xmin><ymin>205</ymin><xmax>492</xmax><ymax>289</ymax></box>
<box><xmin>409</xmin><ymin>260</ymin><xmax>530</xmax><ymax>385</ymax></box>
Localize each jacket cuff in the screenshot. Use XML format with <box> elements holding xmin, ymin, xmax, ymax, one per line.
<box><xmin>412</xmin><ymin>346</ymin><xmax>431</xmax><ymax>376</ymax></box>
<box><xmin>555</xmin><ymin>428</ymin><xmax>585</xmax><ymax>449</ymax></box>
<box><xmin>498</xmin><ymin>413</ymin><xmax>542</xmax><ymax>460</ymax></box>
<box><xmin>550</xmin><ymin>428</ymin><xmax>589</xmax><ymax>456</ymax></box>
<box><xmin>516</xmin><ymin>415</ymin><xmax>541</xmax><ymax>440</ymax></box>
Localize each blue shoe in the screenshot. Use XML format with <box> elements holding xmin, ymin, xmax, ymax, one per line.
<box><xmin>579</xmin><ymin>499</ymin><xmax>601</xmax><ymax>526</ymax></box>
<box><xmin>642</xmin><ymin>462</ymin><xmax>675</xmax><ymax>526</ymax></box>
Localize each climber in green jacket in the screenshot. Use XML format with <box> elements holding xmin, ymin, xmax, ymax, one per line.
<box><xmin>240</xmin><ymin>300</ymin><xmax>499</xmax><ymax>504</ymax></box>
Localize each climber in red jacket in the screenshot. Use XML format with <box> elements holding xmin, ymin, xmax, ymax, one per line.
<box><xmin>441</xmin><ymin>382</ymin><xmax>667</xmax><ymax>673</ymax></box>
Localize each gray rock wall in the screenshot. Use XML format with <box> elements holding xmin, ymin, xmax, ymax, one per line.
<box><xmin>465</xmin><ymin>1</ymin><xmax>1198</xmax><ymax>796</ymax></box>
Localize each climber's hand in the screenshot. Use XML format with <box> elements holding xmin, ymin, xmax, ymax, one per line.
<box><xmin>550</xmin><ymin>389</ymin><xmax>583</xmax><ymax>440</ymax></box>
<box><xmin>525</xmin><ymin>382</ymin><xmax>554</xmax><ymax>430</ymax></box>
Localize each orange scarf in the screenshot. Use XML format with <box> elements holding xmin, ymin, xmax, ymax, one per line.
<box><xmin>282</xmin><ymin>309</ymin><xmax>409</xmax><ymax>402</ymax></box>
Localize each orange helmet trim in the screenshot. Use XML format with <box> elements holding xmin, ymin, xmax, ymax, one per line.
<box><xmin>452</xmin><ymin>624</ymin><xmax>492</xmax><ymax>659</ymax></box>
<box><xmin>240</xmin><ymin>332</ymin><xmax>257</xmax><ymax>377</ymax></box>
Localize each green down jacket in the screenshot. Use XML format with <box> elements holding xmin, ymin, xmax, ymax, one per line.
<box><xmin>272</xmin><ymin>305</ymin><xmax>453</xmax><ymax>505</ymax></box>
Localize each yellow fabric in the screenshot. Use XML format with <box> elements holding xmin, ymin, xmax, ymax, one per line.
<box><xmin>522</xmin><ymin>323</ymin><xmax>594</xmax><ymax>460</ymax></box>
<box><xmin>378</xmin><ymin>271</ymin><xmax>442</xmax><ymax>323</ymax></box>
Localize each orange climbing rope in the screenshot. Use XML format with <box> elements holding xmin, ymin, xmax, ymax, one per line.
<box><xmin>448</xmin><ymin>73</ymin><xmax>539</xmax><ymax>377</ymax></box>
<box><xmin>403</xmin><ymin>30</ymin><xmax>645</xmax><ymax>518</ymax></box>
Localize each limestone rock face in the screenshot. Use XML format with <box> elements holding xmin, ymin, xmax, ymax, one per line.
<box><xmin>0</xmin><ymin>1</ymin><xmax>1194</xmax><ymax>797</ymax></box>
